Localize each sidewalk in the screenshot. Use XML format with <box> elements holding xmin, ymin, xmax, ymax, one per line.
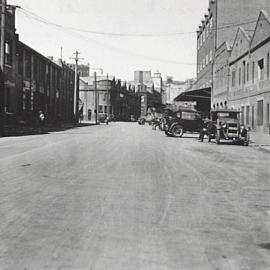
<box><xmin>249</xmin><ymin>131</ymin><xmax>270</xmax><ymax>153</ymax></box>
<box><xmin>2</xmin><ymin>122</ymin><xmax>96</xmax><ymax>137</ymax></box>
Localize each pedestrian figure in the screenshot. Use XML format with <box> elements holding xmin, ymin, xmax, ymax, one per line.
<box><xmin>38</xmin><ymin>110</ymin><xmax>45</xmax><ymax>131</ymax></box>
<box><xmin>198</xmin><ymin>117</ymin><xmax>211</xmax><ymax>142</ymax></box>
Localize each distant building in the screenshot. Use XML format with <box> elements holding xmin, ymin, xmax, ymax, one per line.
<box><xmin>67</xmin><ymin>63</ymin><xmax>90</xmax><ymax>77</ymax></box>
<box><xmin>132</xmin><ymin>70</ymin><xmax>163</xmax><ymax>116</ymax></box>
<box><xmin>163</xmin><ymin>77</ymin><xmax>187</xmax><ymax>104</ymax></box>
<box><xmin>134</xmin><ymin>70</ymin><xmax>152</xmax><ymax>85</ymax></box>
<box><xmin>79</xmin><ymin>76</ymin><xmax>140</xmax><ymax>121</ymax></box>
<box><xmin>79</xmin><ymin>75</ymin><xmax>115</xmax><ymax>121</ymax></box>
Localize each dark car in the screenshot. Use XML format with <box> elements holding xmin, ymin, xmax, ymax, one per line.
<box><xmin>164</xmin><ymin>108</ymin><xmax>203</xmax><ymax>137</ymax></box>
<box><xmin>207</xmin><ymin>109</ymin><xmax>249</xmax><ymax>146</ymax></box>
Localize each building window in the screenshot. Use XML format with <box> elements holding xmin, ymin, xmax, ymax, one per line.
<box><xmin>104</xmin><ymin>105</ymin><xmax>107</xmax><ymax>113</ymax></box>
<box><xmin>258</xmin><ymin>58</ymin><xmax>264</xmax><ymax>80</ymax></box>
<box><xmin>98</xmin><ymin>105</ymin><xmax>103</xmax><ymax>113</ymax></box>
<box><xmin>232</xmin><ymin>70</ymin><xmax>236</xmax><ymax>87</ymax></box>
<box><xmin>267</xmin><ymin>53</ymin><xmax>270</xmax><ymax>78</ymax></box>
<box><xmin>241</xmin><ymin>106</ymin><xmax>245</xmax><ymax>125</ymax></box>
<box><xmin>257</xmin><ymin>100</ymin><xmax>264</xmax><ymax>126</ymax></box>
<box><xmin>267</xmin><ymin>103</ymin><xmax>270</xmax><ymax>127</ymax></box>
<box><xmin>202</xmin><ymin>29</ymin><xmax>205</xmax><ymax>43</ymax></box>
<box><xmin>239</xmin><ymin>67</ymin><xmax>241</xmax><ymax>85</ymax></box>
<box><xmin>206</xmin><ymin>23</ymin><xmax>209</xmax><ymax>38</ymax></box>
<box><xmin>5</xmin><ymin>40</ymin><xmax>12</xmax><ymax>66</ymax></box>
<box><xmin>252</xmin><ymin>106</ymin><xmax>255</xmax><ymax>128</ymax></box>
<box><xmin>209</xmin><ymin>17</ymin><xmax>213</xmax><ymax>32</ymax></box>
<box><xmin>247</xmin><ymin>62</ymin><xmax>249</xmax><ymax>82</ymax></box>
<box><xmin>243</xmin><ymin>61</ymin><xmax>246</xmax><ymax>84</ymax></box>
<box><xmin>246</xmin><ymin>105</ymin><xmax>250</xmax><ymax>125</ymax></box>
<box><xmin>252</xmin><ymin>61</ymin><xmax>255</xmax><ymax>83</ymax></box>
<box><xmin>206</xmin><ymin>54</ymin><xmax>209</xmax><ymax>65</ymax></box>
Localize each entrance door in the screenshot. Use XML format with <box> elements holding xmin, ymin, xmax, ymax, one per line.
<box><xmin>88</xmin><ymin>109</ymin><xmax>92</xmax><ymax>121</ymax></box>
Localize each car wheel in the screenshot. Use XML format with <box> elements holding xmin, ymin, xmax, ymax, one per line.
<box><xmin>165</xmin><ymin>130</ymin><xmax>173</xmax><ymax>137</ymax></box>
<box><xmin>171</xmin><ymin>125</ymin><xmax>184</xmax><ymax>138</ymax></box>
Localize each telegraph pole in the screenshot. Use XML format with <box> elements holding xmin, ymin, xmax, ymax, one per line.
<box><xmin>0</xmin><ymin>0</ymin><xmax>6</xmax><ymax>136</ymax></box>
<box><xmin>94</xmin><ymin>71</ymin><xmax>98</xmax><ymax>124</ymax></box>
<box><xmin>70</xmin><ymin>51</ymin><xmax>83</xmax><ymax>122</ymax></box>
<box><xmin>106</xmin><ymin>73</ymin><xmax>109</xmax><ymax>115</ymax></box>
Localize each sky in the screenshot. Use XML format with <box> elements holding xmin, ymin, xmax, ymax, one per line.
<box><xmin>8</xmin><ymin>0</ymin><xmax>209</xmax><ymax>81</ymax></box>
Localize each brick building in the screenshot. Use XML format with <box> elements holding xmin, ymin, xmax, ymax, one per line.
<box><xmin>0</xmin><ymin>3</ymin><xmax>78</xmax><ymax>132</ymax></box>
<box><xmin>228</xmin><ymin>11</ymin><xmax>270</xmax><ymax>133</ymax></box>
<box><xmin>79</xmin><ymin>76</ymin><xmax>140</xmax><ymax>121</ymax></box>
<box><xmin>195</xmin><ymin>0</ymin><xmax>270</xmax><ymax>107</ymax></box>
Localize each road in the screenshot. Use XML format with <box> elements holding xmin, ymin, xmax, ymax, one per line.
<box><xmin>0</xmin><ymin>122</ymin><xmax>270</xmax><ymax>270</ymax></box>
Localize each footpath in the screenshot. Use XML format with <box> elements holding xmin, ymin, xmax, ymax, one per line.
<box><xmin>1</xmin><ymin>122</ymin><xmax>96</xmax><ymax>137</ymax></box>
<box><xmin>249</xmin><ymin>131</ymin><xmax>270</xmax><ymax>153</ymax></box>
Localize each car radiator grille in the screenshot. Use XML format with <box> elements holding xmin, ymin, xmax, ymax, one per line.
<box><xmin>228</xmin><ymin>124</ymin><xmax>238</xmax><ymax>134</ymax></box>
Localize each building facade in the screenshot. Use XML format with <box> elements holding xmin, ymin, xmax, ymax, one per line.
<box><xmin>0</xmin><ymin>3</ymin><xmax>77</xmax><ymax>131</ymax></box>
<box><xmin>79</xmin><ymin>76</ymin><xmax>140</xmax><ymax>121</ymax></box>
<box><xmin>212</xmin><ymin>41</ymin><xmax>231</xmax><ymax>108</ymax></box>
<box><xmin>195</xmin><ymin>0</ymin><xmax>270</xmax><ymax>108</ymax></box>
<box><xmin>228</xmin><ymin>11</ymin><xmax>270</xmax><ymax>133</ymax></box>
<box><xmin>163</xmin><ymin>77</ymin><xmax>187</xmax><ymax>104</ymax></box>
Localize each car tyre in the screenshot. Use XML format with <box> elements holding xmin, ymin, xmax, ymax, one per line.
<box><xmin>171</xmin><ymin>125</ymin><xmax>184</xmax><ymax>138</ymax></box>
<box><xmin>165</xmin><ymin>130</ymin><xmax>173</xmax><ymax>137</ymax></box>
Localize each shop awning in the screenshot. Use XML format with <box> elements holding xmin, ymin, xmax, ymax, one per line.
<box><xmin>174</xmin><ymin>87</ymin><xmax>211</xmax><ymax>101</ymax></box>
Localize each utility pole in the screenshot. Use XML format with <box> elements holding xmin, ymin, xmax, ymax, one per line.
<box><xmin>70</xmin><ymin>51</ymin><xmax>83</xmax><ymax>122</ymax></box>
<box><xmin>94</xmin><ymin>71</ymin><xmax>98</xmax><ymax>124</ymax></box>
<box><xmin>106</xmin><ymin>73</ymin><xmax>109</xmax><ymax>115</ymax></box>
<box><xmin>0</xmin><ymin>0</ymin><xmax>6</xmax><ymax>136</ymax></box>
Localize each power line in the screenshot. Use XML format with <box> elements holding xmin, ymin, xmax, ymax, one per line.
<box><xmin>18</xmin><ymin>8</ymin><xmax>195</xmax><ymax>37</ymax></box>
<box><xmin>18</xmin><ymin>7</ymin><xmax>270</xmax><ymax>38</ymax></box>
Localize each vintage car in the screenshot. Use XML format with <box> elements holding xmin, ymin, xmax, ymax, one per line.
<box><xmin>207</xmin><ymin>109</ymin><xmax>249</xmax><ymax>146</ymax></box>
<box><xmin>164</xmin><ymin>108</ymin><xmax>204</xmax><ymax>137</ymax></box>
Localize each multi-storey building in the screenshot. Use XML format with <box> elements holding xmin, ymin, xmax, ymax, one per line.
<box><xmin>212</xmin><ymin>41</ymin><xmax>231</xmax><ymax>108</ymax></box>
<box><xmin>163</xmin><ymin>77</ymin><xmax>187</xmax><ymax>104</ymax></box>
<box><xmin>79</xmin><ymin>76</ymin><xmax>140</xmax><ymax>121</ymax></box>
<box><xmin>228</xmin><ymin>11</ymin><xmax>270</xmax><ymax>133</ymax></box>
<box><xmin>132</xmin><ymin>70</ymin><xmax>163</xmax><ymax>116</ymax></box>
<box><xmin>67</xmin><ymin>63</ymin><xmax>90</xmax><ymax>77</ymax></box>
<box><xmin>195</xmin><ymin>0</ymin><xmax>270</xmax><ymax>108</ymax></box>
<box><xmin>0</xmin><ymin>2</ymin><xmax>78</xmax><ymax>132</ymax></box>
<box><xmin>0</xmin><ymin>3</ymin><xmax>17</xmax><ymax>118</ymax></box>
<box><xmin>79</xmin><ymin>75</ymin><xmax>115</xmax><ymax>121</ymax></box>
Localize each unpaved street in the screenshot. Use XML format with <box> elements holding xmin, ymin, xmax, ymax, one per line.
<box><xmin>0</xmin><ymin>123</ymin><xmax>270</xmax><ymax>270</ymax></box>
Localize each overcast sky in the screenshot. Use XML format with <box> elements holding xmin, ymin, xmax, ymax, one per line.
<box><xmin>8</xmin><ymin>0</ymin><xmax>209</xmax><ymax>81</ymax></box>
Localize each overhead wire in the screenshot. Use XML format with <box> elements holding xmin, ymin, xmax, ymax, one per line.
<box><xmin>16</xmin><ymin>7</ymin><xmax>270</xmax><ymax>68</ymax></box>
<box><xmin>18</xmin><ymin>7</ymin><xmax>270</xmax><ymax>37</ymax></box>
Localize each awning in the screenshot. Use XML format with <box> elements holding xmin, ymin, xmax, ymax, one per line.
<box><xmin>174</xmin><ymin>87</ymin><xmax>211</xmax><ymax>102</ymax></box>
<box><xmin>173</xmin><ymin>87</ymin><xmax>211</xmax><ymax>115</ymax></box>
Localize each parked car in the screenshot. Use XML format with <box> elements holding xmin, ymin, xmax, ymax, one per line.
<box><xmin>207</xmin><ymin>109</ymin><xmax>249</xmax><ymax>146</ymax></box>
<box><xmin>164</xmin><ymin>108</ymin><xmax>203</xmax><ymax>137</ymax></box>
